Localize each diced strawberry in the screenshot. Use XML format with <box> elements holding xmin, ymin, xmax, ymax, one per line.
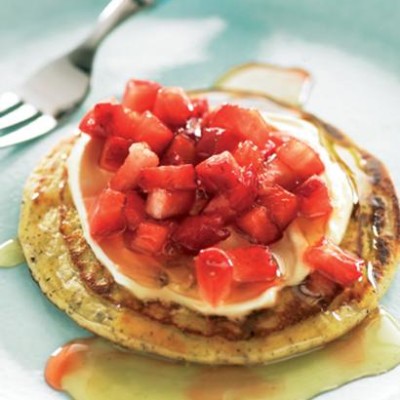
<box><xmin>89</xmin><ymin>188</ymin><xmax>126</xmax><ymax>237</ymax></box>
<box><xmin>236</xmin><ymin>206</ymin><xmax>281</xmax><ymax>245</ymax></box>
<box><xmin>126</xmin><ymin>221</ymin><xmax>171</xmax><ymax>255</ymax></box>
<box><xmin>304</xmin><ymin>238</ymin><xmax>365</xmax><ymax>286</ymax></box>
<box><xmin>233</xmin><ymin>140</ymin><xmax>264</xmax><ymax>170</ymax></box>
<box><xmin>228</xmin><ymin>246</ymin><xmax>279</xmax><ymax>283</ymax></box>
<box><xmin>276</xmin><ymin>138</ymin><xmax>324</xmax><ymax>182</ymax></box>
<box><xmin>173</xmin><ymin>215</ymin><xmax>230</xmax><ymax>252</ymax></box>
<box><xmin>259</xmin><ymin>156</ymin><xmax>300</xmax><ymax>192</ymax></box>
<box><xmin>202</xmin><ymin>195</ymin><xmax>236</xmax><ymax>223</ymax></box>
<box><xmin>205</xmin><ymin>104</ymin><xmax>274</xmax><ymax>148</ymax></box>
<box><xmin>122</xmin><ymin>79</ymin><xmax>161</xmax><ymax>113</ymax></box>
<box><xmin>138</xmin><ymin>165</ymin><xmax>196</xmax><ymax>191</ymax></box>
<box><xmin>195</xmin><ymin>248</ymin><xmax>233</xmax><ymax>307</ymax></box>
<box><xmin>196</xmin><ymin>127</ymin><xmax>226</xmax><ymax>161</ymax></box>
<box><xmin>295</xmin><ymin>175</ymin><xmax>332</xmax><ymax>218</ymax></box>
<box><xmin>191</xmin><ymin>97</ymin><xmax>209</xmax><ymax>118</ymax></box>
<box><xmin>225</xmin><ymin>167</ymin><xmax>257</xmax><ymax>212</ymax></box>
<box><xmin>196</xmin><ymin>151</ymin><xmax>241</xmax><ymax>193</ymax></box>
<box><xmin>79</xmin><ymin>103</ymin><xmax>138</xmax><ymax>139</ymax></box>
<box><xmin>162</xmin><ymin>133</ymin><xmax>196</xmax><ymax>165</ymax></box>
<box><xmin>189</xmin><ymin>190</ymin><xmax>209</xmax><ymax>215</ymax></box>
<box><xmin>153</xmin><ymin>87</ymin><xmax>194</xmax><ymax>127</ymax></box>
<box><xmin>110</xmin><ymin>142</ymin><xmax>159</xmax><ymax>192</ymax></box>
<box><xmin>132</xmin><ymin>111</ymin><xmax>174</xmax><ymax>155</ymax></box>
<box><xmin>145</xmin><ymin>189</ymin><xmax>195</xmax><ymax>219</ymax></box>
<box><xmin>123</xmin><ymin>191</ymin><xmax>146</xmax><ymax>230</ymax></box>
<box><xmin>99</xmin><ymin>136</ymin><xmax>131</xmax><ymax>172</ymax></box>
<box><xmin>302</xmin><ymin>271</ymin><xmax>339</xmax><ymax>299</ymax></box>
<box><xmin>258</xmin><ymin>184</ymin><xmax>299</xmax><ymax>230</ymax></box>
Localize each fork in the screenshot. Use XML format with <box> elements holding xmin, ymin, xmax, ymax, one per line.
<box><xmin>0</xmin><ymin>0</ymin><xmax>156</xmax><ymax>148</ymax></box>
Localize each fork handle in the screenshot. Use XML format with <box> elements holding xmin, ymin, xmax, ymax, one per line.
<box><xmin>69</xmin><ymin>0</ymin><xmax>155</xmax><ymax>72</ymax></box>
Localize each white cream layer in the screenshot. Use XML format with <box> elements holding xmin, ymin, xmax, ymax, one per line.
<box><xmin>68</xmin><ymin>113</ymin><xmax>353</xmax><ymax>318</ymax></box>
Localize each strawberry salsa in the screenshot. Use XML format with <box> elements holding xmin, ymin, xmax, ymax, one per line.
<box><xmin>78</xmin><ymin>79</ymin><xmax>365</xmax><ymax>308</ymax></box>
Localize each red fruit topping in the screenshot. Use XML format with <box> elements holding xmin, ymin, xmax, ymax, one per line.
<box><xmin>138</xmin><ymin>164</ymin><xmax>196</xmax><ymax>191</ymax></box>
<box><xmin>236</xmin><ymin>206</ymin><xmax>281</xmax><ymax>245</ymax></box>
<box><xmin>126</xmin><ymin>221</ymin><xmax>171</xmax><ymax>255</ymax></box>
<box><xmin>258</xmin><ymin>184</ymin><xmax>299</xmax><ymax>230</ymax></box>
<box><xmin>122</xmin><ymin>79</ymin><xmax>161</xmax><ymax>113</ymax></box>
<box><xmin>196</xmin><ymin>151</ymin><xmax>241</xmax><ymax>193</ymax></box>
<box><xmin>145</xmin><ymin>189</ymin><xmax>195</xmax><ymax>219</ymax></box>
<box><xmin>304</xmin><ymin>238</ymin><xmax>364</xmax><ymax>286</ymax></box>
<box><xmin>110</xmin><ymin>142</ymin><xmax>159</xmax><ymax>192</ymax></box>
<box><xmin>233</xmin><ymin>140</ymin><xmax>265</xmax><ymax>170</ymax></box>
<box><xmin>196</xmin><ymin>127</ymin><xmax>233</xmax><ymax>161</ymax></box>
<box><xmin>205</xmin><ymin>104</ymin><xmax>274</xmax><ymax>148</ymax></box>
<box><xmin>191</xmin><ymin>97</ymin><xmax>209</xmax><ymax>118</ymax></box>
<box><xmin>226</xmin><ymin>167</ymin><xmax>257</xmax><ymax>212</ymax></box>
<box><xmin>132</xmin><ymin>111</ymin><xmax>174</xmax><ymax>155</ymax></box>
<box><xmin>173</xmin><ymin>215</ymin><xmax>230</xmax><ymax>252</ymax></box>
<box><xmin>123</xmin><ymin>191</ymin><xmax>146</xmax><ymax>230</ymax></box>
<box><xmin>229</xmin><ymin>246</ymin><xmax>279</xmax><ymax>283</ymax></box>
<box><xmin>203</xmin><ymin>195</ymin><xmax>236</xmax><ymax>223</ymax></box>
<box><xmin>89</xmin><ymin>188</ymin><xmax>126</xmax><ymax>237</ymax></box>
<box><xmin>295</xmin><ymin>175</ymin><xmax>333</xmax><ymax>218</ymax></box>
<box><xmin>162</xmin><ymin>133</ymin><xmax>196</xmax><ymax>165</ymax></box>
<box><xmin>153</xmin><ymin>87</ymin><xmax>194</xmax><ymax>127</ymax></box>
<box><xmin>276</xmin><ymin>138</ymin><xmax>324</xmax><ymax>182</ymax></box>
<box><xmin>99</xmin><ymin>136</ymin><xmax>131</xmax><ymax>172</ymax></box>
<box><xmin>79</xmin><ymin>103</ymin><xmax>138</xmax><ymax>139</ymax></box>
<box><xmin>195</xmin><ymin>248</ymin><xmax>233</xmax><ymax>307</ymax></box>
<box><xmin>259</xmin><ymin>156</ymin><xmax>300</xmax><ymax>192</ymax></box>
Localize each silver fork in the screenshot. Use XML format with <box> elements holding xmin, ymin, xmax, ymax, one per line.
<box><xmin>0</xmin><ymin>0</ymin><xmax>156</xmax><ymax>148</ymax></box>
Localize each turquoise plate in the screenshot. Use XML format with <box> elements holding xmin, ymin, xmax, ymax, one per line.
<box><xmin>0</xmin><ymin>0</ymin><xmax>399</xmax><ymax>398</ymax></box>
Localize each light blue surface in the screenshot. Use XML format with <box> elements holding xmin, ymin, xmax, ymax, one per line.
<box><xmin>0</xmin><ymin>1</ymin><xmax>399</xmax><ymax>399</ymax></box>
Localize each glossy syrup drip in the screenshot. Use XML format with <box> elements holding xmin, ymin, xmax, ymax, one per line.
<box><xmin>45</xmin><ymin>309</ymin><xmax>400</xmax><ymax>400</ymax></box>
<box><xmin>0</xmin><ymin>238</ymin><xmax>25</xmax><ymax>268</ymax></box>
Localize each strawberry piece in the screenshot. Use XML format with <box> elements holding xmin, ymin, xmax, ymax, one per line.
<box><xmin>138</xmin><ymin>164</ymin><xmax>196</xmax><ymax>191</ymax></box>
<box><xmin>304</xmin><ymin>238</ymin><xmax>364</xmax><ymax>286</ymax></box>
<box><xmin>110</xmin><ymin>142</ymin><xmax>159</xmax><ymax>192</ymax></box>
<box><xmin>205</xmin><ymin>104</ymin><xmax>274</xmax><ymax>148</ymax></box>
<box><xmin>196</xmin><ymin>127</ymin><xmax>225</xmax><ymax>161</ymax></box>
<box><xmin>89</xmin><ymin>188</ymin><xmax>126</xmax><ymax>237</ymax></box>
<box><xmin>258</xmin><ymin>184</ymin><xmax>299</xmax><ymax>230</ymax></box>
<box><xmin>233</xmin><ymin>140</ymin><xmax>265</xmax><ymax>170</ymax></box>
<box><xmin>132</xmin><ymin>111</ymin><xmax>174</xmax><ymax>154</ymax></box>
<box><xmin>196</xmin><ymin>151</ymin><xmax>241</xmax><ymax>193</ymax></box>
<box><xmin>191</xmin><ymin>97</ymin><xmax>209</xmax><ymax>118</ymax></box>
<box><xmin>153</xmin><ymin>87</ymin><xmax>194</xmax><ymax>127</ymax></box>
<box><xmin>228</xmin><ymin>246</ymin><xmax>279</xmax><ymax>283</ymax></box>
<box><xmin>195</xmin><ymin>248</ymin><xmax>233</xmax><ymax>307</ymax></box>
<box><xmin>122</xmin><ymin>79</ymin><xmax>161</xmax><ymax>113</ymax></box>
<box><xmin>126</xmin><ymin>221</ymin><xmax>170</xmax><ymax>255</ymax></box>
<box><xmin>79</xmin><ymin>103</ymin><xmax>138</xmax><ymax>139</ymax></box>
<box><xmin>236</xmin><ymin>206</ymin><xmax>281</xmax><ymax>245</ymax></box>
<box><xmin>99</xmin><ymin>136</ymin><xmax>131</xmax><ymax>172</ymax></box>
<box><xmin>259</xmin><ymin>156</ymin><xmax>300</xmax><ymax>192</ymax></box>
<box><xmin>276</xmin><ymin>138</ymin><xmax>324</xmax><ymax>182</ymax></box>
<box><xmin>226</xmin><ymin>167</ymin><xmax>257</xmax><ymax>212</ymax></box>
<box><xmin>162</xmin><ymin>133</ymin><xmax>196</xmax><ymax>165</ymax></box>
<box><xmin>145</xmin><ymin>189</ymin><xmax>195</xmax><ymax>219</ymax></box>
<box><xmin>203</xmin><ymin>195</ymin><xmax>236</xmax><ymax>223</ymax></box>
<box><xmin>295</xmin><ymin>175</ymin><xmax>332</xmax><ymax>218</ymax></box>
<box><xmin>173</xmin><ymin>215</ymin><xmax>230</xmax><ymax>252</ymax></box>
<box><xmin>123</xmin><ymin>191</ymin><xmax>146</xmax><ymax>230</ymax></box>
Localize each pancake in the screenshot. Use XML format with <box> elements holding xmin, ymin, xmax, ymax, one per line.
<box><xmin>19</xmin><ymin>103</ymin><xmax>400</xmax><ymax>365</ymax></box>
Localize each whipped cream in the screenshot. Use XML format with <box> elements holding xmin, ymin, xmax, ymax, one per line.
<box><xmin>68</xmin><ymin>113</ymin><xmax>353</xmax><ymax>318</ymax></box>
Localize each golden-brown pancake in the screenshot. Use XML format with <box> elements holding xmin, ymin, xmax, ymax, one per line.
<box><xmin>19</xmin><ymin>99</ymin><xmax>400</xmax><ymax>365</ymax></box>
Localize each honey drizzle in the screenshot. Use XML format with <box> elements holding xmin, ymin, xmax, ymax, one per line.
<box><xmin>0</xmin><ymin>238</ymin><xmax>25</xmax><ymax>268</ymax></box>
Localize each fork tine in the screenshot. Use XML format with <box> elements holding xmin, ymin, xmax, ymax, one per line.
<box><xmin>0</xmin><ymin>115</ymin><xmax>57</xmax><ymax>148</ymax></box>
<box><xmin>0</xmin><ymin>92</ymin><xmax>21</xmax><ymax>114</ymax></box>
<box><xmin>0</xmin><ymin>103</ymin><xmax>40</xmax><ymax>130</ymax></box>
